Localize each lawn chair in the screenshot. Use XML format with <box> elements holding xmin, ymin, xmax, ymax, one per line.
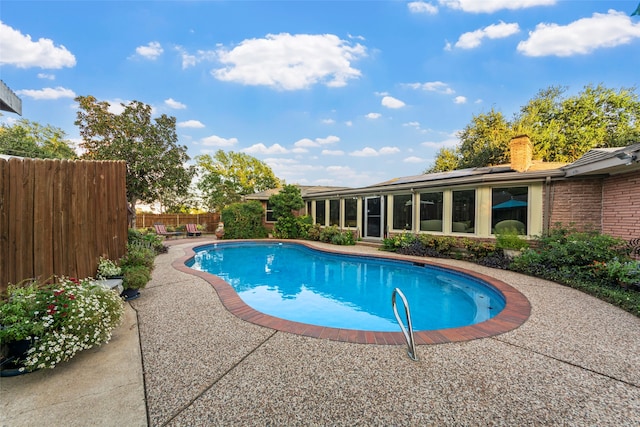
<box><xmin>154</xmin><ymin>223</ymin><xmax>184</xmax><ymax>239</ymax></box>
<box><xmin>185</xmin><ymin>223</ymin><xmax>202</xmax><ymax>237</ymax></box>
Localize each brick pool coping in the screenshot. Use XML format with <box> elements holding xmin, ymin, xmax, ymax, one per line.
<box><xmin>172</xmin><ymin>240</ymin><xmax>531</xmax><ymax>345</ymax></box>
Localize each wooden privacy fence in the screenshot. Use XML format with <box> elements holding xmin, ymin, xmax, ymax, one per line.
<box><xmin>136</xmin><ymin>212</ymin><xmax>220</xmax><ymax>231</ymax></box>
<box><xmin>0</xmin><ymin>157</ymin><xmax>128</xmax><ymax>292</ymax></box>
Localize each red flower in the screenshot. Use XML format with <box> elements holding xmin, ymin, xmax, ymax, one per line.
<box><xmin>69</xmin><ymin>277</ymin><xmax>80</xmax><ymax>285</ymax></box>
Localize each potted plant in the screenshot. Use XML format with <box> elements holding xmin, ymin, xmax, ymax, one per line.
<box><xmin>0</xmin><ymin>281</ymin><xmax>44</xmax><ymax>370</ymax></box>
<box><xmin>118</xmin><ymin>244</ymin><xmax>156</xmax><ymax>301</ymax></box>
<box><xmin>96</xmin><ymin>256</ymin><xmax>123</xmax><ymax>279</ymax></box>
<box><xmin>1</xmin><ymin>277</ymin><xmax>124</xmax><ymax>375</ymax></box>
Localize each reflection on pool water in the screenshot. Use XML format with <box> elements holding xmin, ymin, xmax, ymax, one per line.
<box><xmin>187</xmin><ymin>242</ymin><xmax>506</xmax><ymax>332</ymax></box>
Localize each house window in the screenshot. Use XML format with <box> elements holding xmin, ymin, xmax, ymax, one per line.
<box><xmin>329</xmin><ymin>200</ymin><xmax>340</xmax><ymax>226</ymax></box>
<box><xmin>315</xmin><ymin>200</ymin><xmax>326</xmax><ymax>225</ymax></box>
<box><xmin>492</xmin><ymin>187</ymin><xmax>528</xmax><ymax>235</ymax></box>
<box><xmin>452</xmin><ymin>189</ymin><xmax>475</xmax><ymax>233</ymax></box>
<box><xmin>265</xmin><ymin>201</ymin><xmax>276</xmax><ymax>222</ymax></box>
<box><xmin>392</xmin><ymin>194</ymin><xmax>413</xmax><ymax>230</ymax></box>
<box><xmin>344</xmin><ymin>198</ymin><xmax>357</xmax><ymax>227</ymax></box>
<box><xmin>419</xmin><ymin>192</ymin><xmax>443</xmax><ymax>232</ymax></box>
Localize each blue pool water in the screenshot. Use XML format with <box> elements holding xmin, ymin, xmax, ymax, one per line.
<box><xmin>187</xmin><ymin>242</ymin><xmax>506</xmax><ymax>332</ymax></box>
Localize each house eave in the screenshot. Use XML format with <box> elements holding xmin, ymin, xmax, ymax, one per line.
<box><xmin>304</xmin><ymin>169</ymin><xmax>565</xmax><ymax>199</ymax></box>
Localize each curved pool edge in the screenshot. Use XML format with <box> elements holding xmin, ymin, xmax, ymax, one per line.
<box><xmin>172</xmin><ymin>239</ymin><xmax>532</xmax><ymax>346</ymax></box>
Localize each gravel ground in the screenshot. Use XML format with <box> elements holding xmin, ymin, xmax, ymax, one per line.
<box><xmin>134</xmin><ymin>240</ymin><xmax>640</xmax><ymax>426</ymax></box>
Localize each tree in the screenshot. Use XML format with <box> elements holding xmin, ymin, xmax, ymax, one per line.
<box><xmin>424</xmin><ymin>147</ymin><xmax>460</xmax><ymax>173</ymax></box>
<box><xmin>515</xmin><ymin>84</ymin><xmax>640</xmax><ymax>162</ymax></box>
<box><xmin>75</xmin><ymin>95</ymin><xmax>194</xmax><ymax>224</ymax></box>
<box><xmin>196</xmin><ymin>150</ymin><xmax>280</xmax><ymax>212</ymax></box>
<box><xmin>427</xmin><ymin>84</ymin><xmax>640</xmax><ymax>170</ymax></box>
<box><xmin>0</xmin><ymin>118</ymin><xmax>76</xmax><ymax>159</ymax></box>
<box><xmin>457</xmin><ymin>108</ymin><xmax>511</xmax><ymax>169</ymax></box>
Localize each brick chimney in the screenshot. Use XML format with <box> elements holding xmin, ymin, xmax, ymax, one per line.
<box><xmin>510</xmin><ymin>135</ymin><xmax>532</xmax><ymax>172</ymax></box>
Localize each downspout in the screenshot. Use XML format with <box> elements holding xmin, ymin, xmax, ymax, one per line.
<box><xmin>543</xmin><ymin>176</ymin><xmax>552</xmax><ymax>235</ymax></box>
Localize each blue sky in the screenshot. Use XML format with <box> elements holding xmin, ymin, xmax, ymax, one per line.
<box><xmin>2</xmin><ymin>1</ymin><xmax>640</xmax><ymax>188</ymax></box>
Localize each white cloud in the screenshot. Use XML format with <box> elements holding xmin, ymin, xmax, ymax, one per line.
<box><xmin>322</xmin><ymin>118</ymin><xmax>335</xmax><ymax>124</ymax></box>
<box><xmin>366</xmin><ymin>113</ymin><xmax>382</xmax><ymax>119</ymax></box>
<box><xmin>16</xmin><ymin>86</ymin><xmax>76</xmax><ymax>100</ymax></box>
<box><xmin>404</xmin><ymin>156</ymin><xmax>425</xmax><ymax>163</ymax></box>
<box><xmin>345</xmin><ymin>120</ymin><xmax>353</xmax><ymax>126</ymax></box>
<box><xmin>455</xmin><ymin>21</ymin><xmax>520</xmax><ymax>49</ymax></box>
<box><xmin>165</xmin><ymin>98</ymin><xmax>186</xmax><ymax>109</ymax></box>
<box><xmin>0</xmin><ymin>22</ymin><xmax>76</xmax><ymax>69</ymax></box>
<box><xmin>294</xmin><ymin>138</ymin><xmax>318</xmax><ymax>148</ymax></box>
<box><xmin>350</xmin><ymin>146</ymin><xmax>399</xmax><ymax>157</ymax></box>
<box><xmin>316</xmin><ymin>135</ymin><xmax>340</xmax><ymax>145</ymax></box>
<box><xmin>175</xmin><ymin>46</ymin><xmax>217</xmax><ymax>69</ymax></box>
<box><xmin>407</xmin><ymin>81</ymin><xmax>454</xmax><ymax>94</ymax></box>
<box><xmin>454</xmin><ymin>96</ymin><xmax>467</xmax><ymax>104</ymax></box>
<box><xmin>381</xmin><ymin>95</ymin><xmax>406</xmax><ymax>109</ymax></box>
<box><xmin>37</xmin><ymin>73</ymin><xmax>55</xmax><ymax>80</ymax></box>
<box><xmin>408</xmin><ymin>1</ymin><xmax>438</xmax><ymax>15</ymax></box>
<box><xmin>213</xmin><ymin>33</ymin><xmax>367</xmax><ymax>90</ymax></box>
<box><xmin>178</xmin><ymin>120</ymin><xmax>205</xmax><ymax>128</ymax></box>
<box><xmin>421</xmin><ymin>136</ymin><xmax>459</xmax><ymax>148</ymax></box>
<box><xmin>135</xmin><ymin>41</ymin><xmax>163</xmax><ymax>60</ymax></box>
<box><xmin>518</xmin><ymin>10</ymin><xmax>640</xmax><ymax>57</ymax></box>
<box><xmin>200</xmin><ymin>135</ymin><xmax>238</xmax><ymax>147</ymax></box>
<box><xmin>439</xmin><ymin>0</ymin><xmax>555</xmax><ymax>14</ymax></box>
<box><xmin>294</xmin><ymin>135</ymin><xmax>339</xmax><ymax>148</ymax></box>
<box><xmin>322</xmin><ymin>149</ymin><xmax>345</xmax><ymax>156</ymax></box>
<box><xmin>380</xmin><ymin>146</ymin><xmax>401</xmax><ymax>155</ymax></box>
<box><xmin>243</xmin><ymin>143</ymin><xmax>289</xmax><ymax>154</ymax></box>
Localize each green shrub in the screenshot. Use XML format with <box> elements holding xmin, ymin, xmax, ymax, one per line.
<box><xmin>382</xmin><ymin>233</ymin><xmax>417</xmax><ymax>251</ymax></box>
<box><xmin>273</xmin><ymin>215</ymin><xmax>312</xmax><ymax>239</ymax></box>
<box><xmin>319</xmin><ymin>225</ymin><xmax>342</xmax><ymax>243</ymax></box>
<box><xmin>121</xmin><ymin>244</ymin><xmax>156</xmax><ymax>270</ymax></box>
<box><xmin>128</xmin><ymin>228</ymin><xmax>166</xmax><ymax>254</ymax></box>
<box><xmin>121</xmin><ymin>265</ymin><xmax>152</xmax><ymax>290</ymax></box>
<box><xmin>418</xmin><ymin>234</ymin><xmax>457</xmax><ymax>254</ymax></box>
<box><xmin>495</xmin><ymin>231</ymin><xmax>530</xmax><ymax>251</ymax></box>
<box><xmin>221</xmin><ymin>201</ymin><xmax>269</xmax><ymax>239</ymax></box>
<box><xmin>463</xmin><ymin>239</ymin><xmax>497</xmax><ymax>259</ymax></box>
<box><xmin>306</xmin><ymin>224</ymin><xmax>323</xmax><ymax>241</ymax></box>
<box><xmin>330</xmin><ymin>230</ymin><xmax>355</xmax><ymax>246</ymax></box>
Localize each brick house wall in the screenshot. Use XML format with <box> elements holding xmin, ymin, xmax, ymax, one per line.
<box><xmin>546</xmin><ymin>178</ymin><xmax>603</xmax><ymax>231</ymax></box>
<box><xmin>602</xmin><ymin>170</ymin><xmax>640</xmax><ymax>240</ymax></box>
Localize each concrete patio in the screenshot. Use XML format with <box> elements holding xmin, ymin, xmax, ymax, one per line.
<box><xmin>2</xmin><ymin>238</ymin><xmax>639</xmax><ymax>426</ymax></box>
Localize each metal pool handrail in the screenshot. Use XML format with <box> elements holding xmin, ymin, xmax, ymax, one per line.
<box><xmin>391</xmin><ymin>288</ymin><xmax>418</xmax><ymax>361</ymax></box>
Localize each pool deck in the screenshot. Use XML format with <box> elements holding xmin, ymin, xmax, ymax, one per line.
<box><xmin>2</xmin><ymin>238</ymin><xmax>640</xmax><ymax>425</ymax></box>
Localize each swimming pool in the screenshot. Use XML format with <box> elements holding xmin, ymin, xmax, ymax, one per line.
<box><xmin>186</xmin><ymin>241</ymin><xmax>506</xmax><ymax>332</ymax></box>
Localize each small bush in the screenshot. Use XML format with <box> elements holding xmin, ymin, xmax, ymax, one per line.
<box><xmin>121</xmin><ymin>244</ymin><xmax>156</xmax><ymax>270</ymax></box>
<box><xmin>121</xmin><ymin>265</ymin><xmax>152</xmax><ymax>290</ymax></box>
<box><xmin>128</xmin><ymin>228</ymin><xmax>166</xmax><ymax>254</ymax></box>
<box><xmin>463</xmin><ymin>239</ymin><xmax>498</xmax><ymax>259</ymax></box>
<box><xmin>306</xmin><ymin>224</ymin><xmax>323</xmax><ymax>241</ymax></box>
<box><xmin>495</xmin><ymin>231</ymin><xmax>530</xmax><ymax>251</ymax></box>
<box><xmin>330</xmin><ymin>230</ymin><xmax>355</xmax><ymax>246</ymax></box>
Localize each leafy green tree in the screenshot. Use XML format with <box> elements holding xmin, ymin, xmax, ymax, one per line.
<box><xmin>0</xmin><ymin>118</ymin><xmax>76</xmax><ymax>159</ymax></box>
<box><xmin>515</xmin><ymin>84</ymin><xmax>640</xmax><ymax>162</ymax></box>
<box><xmin>196</xmin><ymin>150</ymin><xmax>280</xmax><ymax>212</ymax></box>
<box><xmin>427</xmin><ymin>84</ymin><xmax>640</xmax><ymax>170</ymax></box>
<box><xmin>75</xmin><ymin>95</ymin><xmax>194</xmax><ymax>224</ymax></box>
<box><xmin>457</xmin><ymin>108</ymin><xmax>511</xmax><ymax>169</ymax></box>
<box><xmin>424</xmin><ymin>147</ymin><xmax>460</xmax><ymax>173</ymax></box>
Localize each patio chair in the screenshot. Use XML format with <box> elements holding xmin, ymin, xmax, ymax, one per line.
<box><xmin>153</xmin><ymin>223</ymin><xmax>184</xmax><ymax>239</ymax></box>
<box><xmin>185</xmin><ymin>223</ymin><xmax>202</xmax><ymax>237</ymax></box>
